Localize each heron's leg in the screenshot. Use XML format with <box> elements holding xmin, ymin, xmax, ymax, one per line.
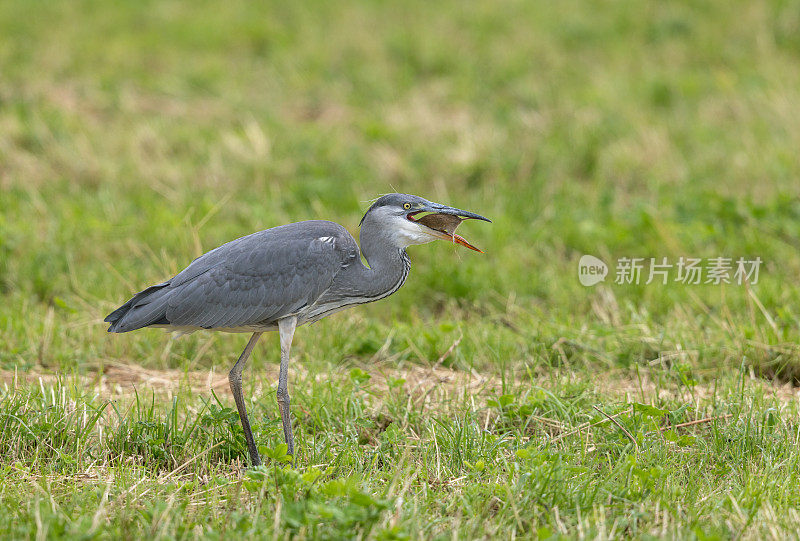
<box><xmin>277</xmin><ymin>316</ymin><xmax>297</xmax><ymax>457</ymax></box>
<box><xmin>229</xmin><ymin>331</ymin><xmax>263</xmax><ymax>467</ymax></box>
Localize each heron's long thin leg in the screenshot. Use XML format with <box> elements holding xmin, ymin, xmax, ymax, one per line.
<box><xmin>229</xmin><ymin>331</ymin><xmax>263</xmax><ymax>467</ymax></box>
<box><xmin>277</xmin><ymin>316</ymin><xmax>297</xmax><ymax>457</ymax></box>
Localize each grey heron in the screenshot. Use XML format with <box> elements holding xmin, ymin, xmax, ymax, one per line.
<box><xmin>105</xmin><ymin>193</ymin><xmax>490</xmax><ymax>466</ymax></box>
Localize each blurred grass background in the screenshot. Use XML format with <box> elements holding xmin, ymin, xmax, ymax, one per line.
<box><xmin>1</xmin><ymin>0</ymin><xmax>799</xmax><ymax>377</ymax></box>
<box><xmin>4</xmin><ymin>1</ymin><xmax>800</xmax><ymax>538</ymax></box>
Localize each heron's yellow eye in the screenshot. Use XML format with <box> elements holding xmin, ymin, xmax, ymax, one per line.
<box><xmin>403</xmin><ymin>203</ymin><xmax>411</xmax><ymax>210</ymax></box>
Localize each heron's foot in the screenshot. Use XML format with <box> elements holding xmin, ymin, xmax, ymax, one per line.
<box><xmin>282</xmin><ymin>429</ymin><xmax>295</xmax><ymax>460</ymax></box>
<box><xmin>235</xmin><ymin>457</ymin><xmax>262</xmax><ymax>476</ymax></box>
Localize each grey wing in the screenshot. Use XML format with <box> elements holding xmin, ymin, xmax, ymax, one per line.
<box><xmin>165</xmin><ymin>234</ymin><xmax>347</xmax><ymax>329</ymax></box>
<box><xmin>106</xmin><ymin>221</ymin><xmax>358</xmax><ymax>332</ymax></box>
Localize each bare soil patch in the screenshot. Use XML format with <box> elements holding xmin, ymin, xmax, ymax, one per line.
<box><xmin>2</xmin><ymin>364</ymin><xmax>797</xmax><ymax>407</ymax></box>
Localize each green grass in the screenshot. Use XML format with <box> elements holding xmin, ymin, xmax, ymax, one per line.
<box><xmin>1</xmin><ymin>0</ymin><xmax>800</xmax><ymax>538</ymax></box>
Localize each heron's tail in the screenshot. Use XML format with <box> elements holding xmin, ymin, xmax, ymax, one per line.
<box><xmin>105</xmin><ymin>282</ymin><xmax>172</xmax><ymax>333</ymax></box>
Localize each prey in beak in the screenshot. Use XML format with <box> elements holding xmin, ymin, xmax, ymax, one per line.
<box><xmin>407</xmin><ymin>204</ymin><xmax>491</xmax><ymax>252</ymax></box>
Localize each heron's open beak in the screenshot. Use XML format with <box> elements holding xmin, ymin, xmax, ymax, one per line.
<box><xmin>407</xmin><ymin>203</ymin><xmax>491</xmax><ymax>253</ymax></box>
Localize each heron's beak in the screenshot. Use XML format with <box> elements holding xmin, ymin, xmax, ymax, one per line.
<box><xmin>424</xmin><ymin>203</ymin><xmax>492</xmax><ymax>223</ymax></box>
<box><xmin>408</xmin><ymin>203</ymin><xmax>491</xmax><ymax>253</ymax></box>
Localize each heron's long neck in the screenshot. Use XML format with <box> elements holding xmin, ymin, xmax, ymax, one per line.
<box><xmin>350</xmin><ymin>224</ymin><xmax>411</xmax><ymax>300</ymax></box>
<box><xmin>356</xmin><ymin>244</ymin><xmax>410</xmax><ymax>300</ymax></box>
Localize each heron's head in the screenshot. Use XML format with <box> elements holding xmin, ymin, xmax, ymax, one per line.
<box><xmin>359</xmin><ymin>193</ymin><xmax>491</xmax><ymax>252</ymax></box>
